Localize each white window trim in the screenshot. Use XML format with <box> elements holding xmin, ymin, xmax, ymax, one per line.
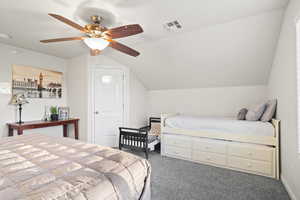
<box><xmin>296</xmin><ymin>20</ymin><xmax>300</xmax><ymax>153</ymax></box>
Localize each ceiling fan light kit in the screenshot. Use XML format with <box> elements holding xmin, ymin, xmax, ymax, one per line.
<box><xmin>83</xmin><ymin>37</ymin><xmax>109</xmax><ymax>50</ymax></box>
<box><xmin>40</xmin><ymin>14</ymin><xmax>144</xmax><ymax>57</ymax></box>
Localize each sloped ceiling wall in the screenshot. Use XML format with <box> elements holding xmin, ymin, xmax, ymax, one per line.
<box><xmin>0</xmin><ymin>0</ymin><xmax>289</xmax><ymax>90</ymax></box>
<box><xmin>107</xmin><ymin>9</ymin><xmax>286</xmax><ymax>89</ymax></box>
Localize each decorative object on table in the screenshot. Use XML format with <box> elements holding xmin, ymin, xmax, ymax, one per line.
<box><xmin>43</xmin><ymin>105</ymin><xmax>51</xmax><ymax>121</ymax></box>
<box><xmin>58</xmin><ymin>107</ymin><xmax>70</xmax><ymax>120</ymax></box>
<box><xmin>12</xmin><ymin>65</ymin><xmax>63</xmax><ymax>99</ymax></box>
<box><xmin>50</xmin><ymin>106</ymin><xmax>59</xmax><ymax>121</ymax></box>
<box><xmin>9</xmin><ymin>93</ymin><xmax>29</xmax><ymax>124</ymax></box>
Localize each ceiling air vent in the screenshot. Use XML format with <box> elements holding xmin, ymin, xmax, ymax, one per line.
<box><xmin>164</xmin><ymin>20</ymin><xmax>182</xmax><ymax>31</ymax></box>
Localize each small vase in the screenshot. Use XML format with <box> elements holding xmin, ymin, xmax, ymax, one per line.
<box><xmin>50</xmin><ymin>114</ymin><xmax>59</xmax><ymax>121</ymax></box>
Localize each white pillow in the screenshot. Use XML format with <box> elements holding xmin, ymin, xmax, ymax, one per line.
<box><xmin>246</xmin><ymin>103</ymin><xmax>267</xmax><ymax>121</ymax></box>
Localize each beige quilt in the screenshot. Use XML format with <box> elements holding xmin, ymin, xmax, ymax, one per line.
<box><xmin>0</xmin><ymin>134</ymin><xmax>151</xmax><ymax>200</ymax></box>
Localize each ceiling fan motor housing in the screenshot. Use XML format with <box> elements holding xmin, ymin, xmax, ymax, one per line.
<box><xmin>91</xmin><ymin>15</ymin><xmax>103</xmax><ymax>24</ymax></box>
<box><xmin>84</xmin><ymin>16</ymin><xmax>108</xmax><ymax>37</ymax></box>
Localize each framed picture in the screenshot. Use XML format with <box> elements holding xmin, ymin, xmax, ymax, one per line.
<box><xmin>12</xmin><ymin>65</ymin><xmax>63</xmax><ymax>99</ymax></box>
<box><xmin>58</xmin><ymin>107</ymin><xmax>70</xmax><ymax>120</ymax></box>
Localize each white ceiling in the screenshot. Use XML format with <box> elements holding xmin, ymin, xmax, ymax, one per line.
<box><xmin>0</xmin><ymin>0</ymin><xmax>289</xmax><ymax>89</ymax></box>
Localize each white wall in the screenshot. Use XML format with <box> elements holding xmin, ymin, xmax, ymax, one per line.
<box><xmin>267</xmin><ymin>0</ymin><xmax>300</xmax><ymax>199</ymax></box>
<box><xmin>66</xmin><ymin>55</ymin><xmax>88</xmax><ymax>140</ymax></box>
<box><xmin>0</xmin><ymin>43</ymin><xmax>67</xmax><ymax>138</ymax></box>
<box><xmin>129</xmin><ymin>72</ymin><xmax>148</xmax><ymax>128</ymax></box>
<box><xmin>149</xmin><ymin>85</ymin><xmax>267</xmax><ymax>117</ymax></box>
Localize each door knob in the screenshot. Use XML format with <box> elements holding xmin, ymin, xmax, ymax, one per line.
<box><xmin>94</xmin><ymin>111</ymin><xmax>99</xmax><ymax>115</ymax></box>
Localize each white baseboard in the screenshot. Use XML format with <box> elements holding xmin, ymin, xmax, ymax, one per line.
<box><xmin>281</xmin><ymin>175</ymin><xmax>298</xmax><ymax>200</ymax></box>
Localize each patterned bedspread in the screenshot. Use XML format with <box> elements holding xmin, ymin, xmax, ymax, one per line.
<box><xmin>0</xmin><ymin>134</ymin><xmax>151</xmax><ymax>200</ymax></box>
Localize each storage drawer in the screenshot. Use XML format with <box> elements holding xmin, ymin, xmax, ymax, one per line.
<box><xmin>193</xmin><ymin>138</ymin><xmax>227</xmax><ymax>154</ymax></box>
<box><xmin>192</xmin><ymin>151</ymin><xmax>227</xmax><ymax>166</ymax></box>
<box><xmin>165</xmin><ymin>146</ymin><xmax>191</xmax><ymax>159</ymax></box>
<box><xmin>164</xmin><ymin>135</ymin><xmax>191</xmax><ymax>148</ymax></box>
<box><xmin>228</xmin><ymin>156</ymin><xmax>272</xmax><ymax>175</ymax></box>
<box><xmin>228</xmin><ymin>143</ymin><xmax>274</xmax><ymax>162</ymax></box>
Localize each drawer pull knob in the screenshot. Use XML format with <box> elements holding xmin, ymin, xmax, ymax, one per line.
<box><xmin>248</xmin><ymin>152</ymin><xmax>252</xmax><ymax>156</ymax></box>
<box><xmin>247</xmin><ymin>164</ymin><xmax>252</xmax><ymax>168</ymax></box>
<box><xmin>207</xmin><ymin>157</ymin><xmax>211</xmax><ymax>160</ymax></box>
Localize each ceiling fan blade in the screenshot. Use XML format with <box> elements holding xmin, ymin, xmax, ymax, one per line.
<box><xmin>49</xmin><ymin>13</ymin><xmax>86</xmax><ymax>32</ymax></box>
<box><xmin>40</xmin><ymin>37</ymin><xmax>85</xmax><ymax>43</ymax></box>
<box><xmin>90</xmin><ymin>49</ymin><xmax>101</xmax><ymax>56</ymax></box>
<box><xmin>109</xmin><ymin>41</ymin><xmax>140</xmax><ymax>57</ymax></box>
<box><xmin>105</xmin><ymin>24</ymin><xmax>143</xmax><ymax>39</ymax></box>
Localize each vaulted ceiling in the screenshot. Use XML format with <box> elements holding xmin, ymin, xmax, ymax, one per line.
<box><xmin>0</xmin><ymin>0</ymin><xmax>289</xmax><ymax>89</ymax></box>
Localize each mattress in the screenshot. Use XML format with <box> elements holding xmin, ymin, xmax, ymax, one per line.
<box><xmin>0</xmin><ymin>134</ymin><xmax>150</xmax><ymax>200</ymax></box>
<box><xmin>165</xmin><ymin>115</ymin><xmax>275</xmax><ymax>137</ymax></box>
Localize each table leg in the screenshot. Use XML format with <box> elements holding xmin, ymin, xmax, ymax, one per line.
<box><xmin>17</xmin><ymin>129</ymin><xmax>23</xmax><ymax>135</ymax></box>
<box><xmin>74</xmin><ymin>121</ymin><xmax>79</xmax><ymax>140</ymax></box>
<box><xmin>63</xmin><ymin>125</ymin><xmax>68</xmax><ymax>137</ymax></box>
<box><xmin>8</xmin><ymin>127</ymin><xmax>13</xmax><ymax>137</ymax></box>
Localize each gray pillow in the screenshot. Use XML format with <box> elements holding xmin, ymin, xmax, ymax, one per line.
<box><xmin>246</xmin><ymin>103</ymin><xmax>267</xmax><ymax>121</ymax></box>
<box><xmin>260</xmin><ymin>99</ymin><xmax>277</xmax><ymax>122</ymax></box>
<box><xmin>237</xmin><ymin>108</ymin><xmax>248</xmax><ymax>120</ymax></box>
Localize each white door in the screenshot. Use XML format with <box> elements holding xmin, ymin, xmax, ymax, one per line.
<box><xmin>93</xmin><ymin>69</ymin><xmax>124</xmax><ymax>147</ymax></box>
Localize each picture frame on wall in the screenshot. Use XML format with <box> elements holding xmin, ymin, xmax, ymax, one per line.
<box><xmin>58</xmin><ymin>107</ymin><xmax>70</xmax><ymax>120</ymax></box>
<box><xmin>12</xmin><ymin>65</ymin><xmax>63</xmax><ymax>99</ymax></box>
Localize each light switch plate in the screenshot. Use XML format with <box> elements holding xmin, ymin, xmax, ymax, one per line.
<box><xmin>0</xmin><ymin>82</ymin><xmax>11</xmax><ymax>95</ymax></box>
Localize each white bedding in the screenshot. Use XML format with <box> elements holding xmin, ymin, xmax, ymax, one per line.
<box><xmin>165</xmin><ymin>115</ymin><xmax>275</xmax><ymax>137</ymax></box>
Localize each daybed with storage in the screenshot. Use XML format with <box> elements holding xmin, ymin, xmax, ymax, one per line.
<box><xmin>161</xmin><ymin>113</ymin><xmax>280</xmax><ymax>179</ymax></box>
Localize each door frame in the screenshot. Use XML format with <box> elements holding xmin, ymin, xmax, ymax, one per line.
<box><xmin>87</xmin><ymin>65</ymin><xmax>129</xmax><ymax>144</ymax></box>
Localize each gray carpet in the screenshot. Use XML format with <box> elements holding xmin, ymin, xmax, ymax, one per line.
<box><xmin>133</xmin><ymin>151</ymin><xmax>290</xmax><ymax>200</ymax></box>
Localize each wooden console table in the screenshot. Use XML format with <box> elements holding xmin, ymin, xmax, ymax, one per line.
<box><xmin>7</xmin><ymin>119</ymin><xmax>79</xmax><ymax>140</ymax></box>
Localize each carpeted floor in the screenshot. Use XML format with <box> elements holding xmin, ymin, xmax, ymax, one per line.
<box><xmin>133</xmin><ymin>151</ymin><xmax>290</xmax><ymax>200</ymax></box>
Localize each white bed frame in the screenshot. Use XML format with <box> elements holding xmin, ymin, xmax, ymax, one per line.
<box><xmin>161</xmin><ymin>113</ymin><xmax>280</xmax><ymax>179</ymax></box>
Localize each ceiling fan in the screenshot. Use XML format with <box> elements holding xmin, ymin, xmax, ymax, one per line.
<box><xmin>40</xmin><ymin>14</ymin><xmax>143</xmax><ymax>57</ymax></box>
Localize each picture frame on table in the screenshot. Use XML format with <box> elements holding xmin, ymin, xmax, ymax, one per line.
<box><xmin>58</xmin><ymin>107</ymin><xmax>70</xmax><ymax>120</ymax></box>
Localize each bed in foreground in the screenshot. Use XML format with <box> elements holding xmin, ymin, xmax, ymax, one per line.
<box><xmin>0</xmin><ymin>134</ymin><xmax>151</xmax><ymax>200</ymax></box>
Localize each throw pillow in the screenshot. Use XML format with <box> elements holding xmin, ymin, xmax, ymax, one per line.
<box><xmin>246</xmin><ymin>103</ymin><xmax>267</xmax><ymax>121</ymax></box>
<box><xmin>237</xmin><ymin>108</ymin><xmax>248</xmax><ymax>120</ymax></box>
<box><xmin>260</xmin><ymin>99</ymin><xmax>277</xmax><ymax>122</ymax></box>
